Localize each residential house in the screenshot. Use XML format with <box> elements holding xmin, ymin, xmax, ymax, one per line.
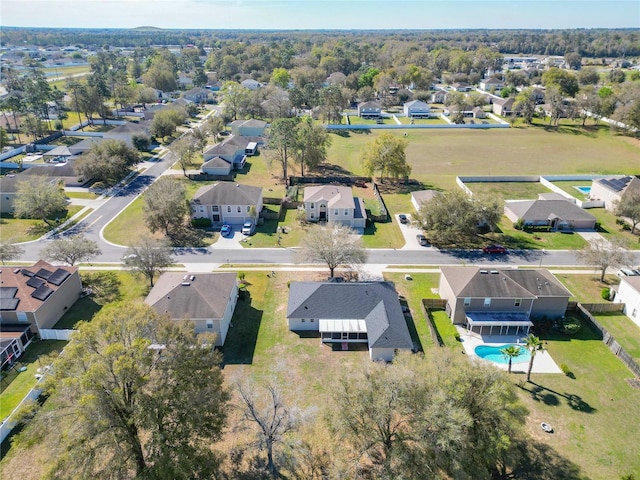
<box><xmin>202</xmin><ymin>136</ymin><xmax>252</xmax><ymax>170</ymax></box>
<box><xmin>0</xmin><ymin>176</ymin><xmax>18</xmax><ymax>214</ymax></box>
<box><xmin>241</xmin><ymin>79</ymin><xmax>262</xmax><ymax>90</ymax></box>
<box><xmin>183</xmin><ymin>87</ymin><xmax>210</xmax><ymax>104</ymax></box>
<box><xmin>403</xmin><ymin>100</ymin><xmax>431</xmax><ymax>118</ymax></box>
<box><xmin>177</xmin><ymin>75</ymin><xmax>193</xmax><ymax>89</ymax></box>
<box><xmin>191</xmin><ymin>182</ymin><xmax>263</xmax><ymax>226</ymax></box>
<box><xmin>613</xmin><ymin>276</ymin><xmax>640</xmax><ymax>328</ymax></box>
<box><xmin>430</xmin><ymin>89</ymin><xmax>448</xmax><ymax>104</ymax></box>
<box><xmin>201</xmin><ymin>156</ymin><xmax>232</xmax><ymax>176</ymax></box>
<box><xmin>504</xmin><ymin>198</ymin><xmax>597</xmax><ymax>230</ymax></box>
<box><xmin>229</xmin><ymin>118</ymin><xmax>267</xmax><ymax>138</ymax></box>
<box><xmin>68</xmin><ymin>137</ymin><xmax>103</xmax><ymax>155</ymax></box>
<box><xmin>0</xmin><ymin>260</ymin><xmax>83</xmax><ymax>334</ymax></box>
<box><xmin>451</xmin><ymin>82</ymin><xmax>471</xmax><ymax>92</ymax></box>
<box><xmin>492</xmin><ymin>97</ymin><xmax>515</xmax><ymax>116</ymax></box>
<box><xmin>145</xmin><ymin>272</ymin><xmax>238</xmax><ymax>346</ymax></box>
<box><xmin>439</xmin><ymin>267</ymin><xmax>572</xmax><ymax>334</ymax></box>
<box><xmin>42</xmin><ymin>146</ymin><xmax>72</xmax><ymax>163</ymax></box>
<box><xmin>471</xmin><ymin>107</ymin><xmax>486</xmax><ymax>119</ymax></box>
<box><xmin>357</xmin><ymin>101</ymin><xmax>382</xmax><ymax>119</ymax></box>
<box><xmin>17</xmin><ymin>158</ymin><xmax>87</xmax><ymax>187</ymax></box>
<box><xmin>287</xmin><ymin>281</ymin><xmax>414</xmax><ymax>361</ymax></box>
<box><xmin>103</xmin><ymin>120</ymin><xmax>151</xmax><ymax>148</ymax></box>
<box><xmin>1</xmin><ymin>324</ymin><xmax>35</xmax><ymax>372</ymax></box>
<box><xmin>410</xmin><ymin>189</ymin><xmax>442</xmax><ymax>212</ymax></box>
<box><xmin>589</xmin><ymin>175</ymin><xmax>640</xmax><ymax>211</ymax></box>
<box><xmin>302</xmin><ymin>185</ymin><xmax>366</xmax><ymax>229</ymax></box>
<box><xmin>531</xmin><ymin>87</ymin><xmax>546</xmax><ymax>104</ymax></box>
<box><xmin>479</xmin><ymin>77</ymin><xmax>504</xmax><ymax>91</ymax></box>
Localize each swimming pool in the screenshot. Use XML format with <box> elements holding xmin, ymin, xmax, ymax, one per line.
<box><xmin>474</xmin><ymin>344</ymin><xmax>530</xmax><ymax>364</ymax></box>
<box><xmin>574</xmin><ymin>186</ymin><xmax>591</xmax><ymax>195</ymax></box>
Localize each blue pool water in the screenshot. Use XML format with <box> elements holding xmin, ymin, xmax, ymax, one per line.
<box><xmin>474</xmin><ymin>344</ymin><xmax>531</xmax><ymax>364</ymax></box>
<box><xmin>575</xmin><ymin>186</ymin><xmax>591</xmax><ymax>194</ymax></box>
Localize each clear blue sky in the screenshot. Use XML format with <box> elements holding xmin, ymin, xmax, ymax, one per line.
<box><xmin>2</xmin><ymin>0</ymin><xmax>639</xmax><ymax>30</ymax></box>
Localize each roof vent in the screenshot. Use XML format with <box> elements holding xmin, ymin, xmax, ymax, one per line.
<box><xmin>480</xmin><ymin>270</ymin><xmax>488</xmax><ymax>274</ymax></box>
<box><xmin>13</xmin><ymin>269</ymin><xmax>20</xmax><ymax>274</ymax></box>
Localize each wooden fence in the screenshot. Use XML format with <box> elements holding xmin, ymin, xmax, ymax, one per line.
<box><xmin>187</xmin><ymin>173</ymin><xmax>234</xmax><ymax>181</ymax></box>
<box><xmin>289</xmin><ymin>175</ymin><xmax>371</xmax><ymax>186</ymax></box>
<box><xmin>421</xmin><ymin>300</ymin><xmax>448</xmax><ymax>348</ymax></box>
<box><xmin>370</xmin><ymin>182</ymin><xmax>389</xmax><ymax>222</ymax></box>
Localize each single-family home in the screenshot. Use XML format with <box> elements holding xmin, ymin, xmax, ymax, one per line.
<box><xmin>479</xmin><ymin>77</ymin><xmax>504</xmax><ymax>91</ymax></box>
<box><xmin>403</xmin><ymin>100</ymin><xmax>431</xmax><ymax>118</ymax></box>
<box><xmin>241</xmin><ymin>79</ymin><xmax>262</xmax><ymax>91</ymax></box>
<box><xmin>472</xmin><ymin>106</ymin><xmax>487</xmax><ymax>119</ymax></box>
<box><xmin>178</xmin><ymin>75</ymin><xmax>193</xmax><ymax>89</ymax></box>
<box><xmin>326</xmin><ymin>72</ymin><xmax>347</xmax><ymax>85</ymax></box>
<box><xmin>438</xmin><ymin>267</ymin><xmax>572</xmax><ymax>334</ymax></box>
<box><xmin>613</xmin><ymin>276</ymin><xmax>640</xmax><ymax>328</ymax></box>
<box><xmin>68</xmin><ymin>137</ymin><xmax>103</xmax><ymax>155</ymax></box>
<box><xmin>451</xmin><ymin>82</ymin><xmax>471</xmax><ymax>92</ymax></box>
<box><xmin>43</xmin><ymin>146</ymin><xmax>72</xmax><ymax>163</ymax></box>
<box><xmin>287</xmin><ymin>281</ymin><xmax>414</xmax><ymax>361</ymax></box>
<box><xmin>531</xmin><ymin>87</ymin><xmax>546</xmax><ymax>104</ymax></box>
<box><xmin>183</xmin><ymin>87</ymin><xmax>210</xmax><ymax>104</ymax></box>
<box><xmin>0</xmin><ymin>260</ymin><xmax>83</xmax><ymax>334</ymax></box>
<box><xmin>102</xmin><ymin>120</ymin><xmax>151</xmax><ymax>148</ymax></box>
<box><xmin>302</xmin><ymin>185</ymin><xmax>366</xmax><ymax>229</ymax></box>
<box><xmin>19</xmin><ymin>158</ymin><xmax>87</xmax><ymax>187</ymax></box>
<box><xmin>430</xmin><ymin>89</ymin><xmax>448</xmax><ymax>104</ymax></box>
<box><xmin>410</xmin><ymin>189</ymin><xmax>442</xmax><ymax>212</ymax></box>
<box><xmin>145</xmin><ymin>272</ymin><xmax>238</xmax><ymax>346</ymax></box>
<box><xmin>201</xmin><ymin>156</ymin><xmax>233</xmax><ymax>176</ymax></box>
<box><xmin>492</xmin><ymin>97</ymin><xmax>515</xmax><ymax>116</ymax></box>
<box><xmin>0</xmin><ymin>176</ymin><xmax>19</xmax><ymax>213</ymax></box>
<box><xmin>230</xmin><ymin>118</ymin><xmax>267</xmax><ymax>138</ymax></box>
<box><xmin>357</xmin><ymin>101</ymin><xmax>382</xmax><ymax>119</ymax></box>
<box><xmin>1</xmin><ymin>324</ymin><xmax>35</xmax><ymax>372</ymax></box>
<box><xmin>504</xmin><ymin>199</ymin><xmax>597</xmax><ymax>230</ymax></box>
<box><xmin>202</xmin><ymin>136</ymin><xmax>251</xmax><ymax>170</ymax></box>
<box><xmin>191</xmin><ymin>182</ymin><xmax>263</xmax><ymax>226</ymax></box>
<box><xmin>589</xmin><ymin>175</ymin><xmax>640</xmax><ymax>211</ymax></box>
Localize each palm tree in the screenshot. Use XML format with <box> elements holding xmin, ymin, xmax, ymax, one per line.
<box><xmin>524</xmin><ymin>334</ymin><xmax>545</xmax><ymax>382</ymax></box>
<box><xmin>501</xmin><ymin>345</ymin><xmax>523</xmax><ymax>374</ymax></box>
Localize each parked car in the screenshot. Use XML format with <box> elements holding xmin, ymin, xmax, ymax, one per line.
<box><xmin>616</xmin><ymin>268</ymin><xmax>640</xmax><ymax>278</ymax></box>
<box><xmin>416</xmin><ymin>234</ymin><xmax>429</xmax><ymax>246</ymax></box>
<box><xmin>220</xmin><ymin>224</ymin><xmax>232</xmax><ymax>237</ymax></box>
<box><xmin>483</xmin><ymin>244</ymin><xmax>507</xmax><ymax>254</ymax></box>
<box><xmin>398</xmin><ymin>214</ymin><xmax>408</xmax><ymax>224</ymax></box>
<box><xmin>241</xmin><ymin>221</ymin><xmax>255</xmax><ymax>235</ymax></box>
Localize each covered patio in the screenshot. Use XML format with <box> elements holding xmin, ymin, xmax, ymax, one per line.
<box><xmin>319</xmin><ymin>319</ymin><xmax>368</xmax><ymax>343</ymax></box>
<box><xmin>464</xmin><ymin>312</ymin><xmax>533</xmax><ymax>337</ymax></box>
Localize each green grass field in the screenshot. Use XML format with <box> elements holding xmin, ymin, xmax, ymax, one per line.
<box><xmin>0</xmin><ymin>206</ymin><xmax>83</xmax><ymax>243</ymax></box>
<box><xmin>592</xmin><ymin>313</ymin><xmax>640</xmax><ymax>363</ymax></box>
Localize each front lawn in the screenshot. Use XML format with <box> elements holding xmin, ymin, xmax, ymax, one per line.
<box><xmin>0</xmin><ymin>206</ymin><xmax>83</xmax><ymax>243</ymax></box>
<box><xmin>554</xmin><ymin>273</ymin><xmax>619</xmax><ymax>302</ymax></box>
<box><xmin>589</xmin><ymin>207</ymin><xmax>640</xmax><ymax>249</ymax></box>
<box><xmin>486</xmin><ymin>217</ymin><xmax>588</xmax><ymax>250</ymax></box>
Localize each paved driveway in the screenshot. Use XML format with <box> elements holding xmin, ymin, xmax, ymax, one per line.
<box><xmin>395</xmin><ymin>214</ymin><xmax>430</xmax><ymax>250</ymax></box>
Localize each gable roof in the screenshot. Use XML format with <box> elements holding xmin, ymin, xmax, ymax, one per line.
<box><xmin>43</xmin><ymin>146</ymin><xmax>72</xmax><ymax>157</ymax></box>
<box><xmin>404</xmin><ymin>100</ymin><xmax>429</xmax><ymax>108</ymax></box>
<box><xmin>304</xmin><ymin>185</ymin><xmax>355</xmax><ymax>209</ymax></box>
<box><xmin>493</xmin><ymin>97</ymin><xmax>515</xmax><ymax>108</ymax></box>
<box><xmin>620</xmin><ymin>275</ymin><xmax>640</xmax><ymax>294</ymax></box>
<box><xmin>192</xmin><ymin>182</ymin><xmax>262</xmax><ymax>206</ymax></box>
<box><xmin>204</xmin><ymin>135</ymin><xmax>250</xmax><ymax>157</ymax></box>
<box><xmin>287</xmin><ymin>281</ymin><xmax>413</xmax><ymax>350</ymax></box>
<box><xmin>411</xmin><ymin>189</ymin><xmax>442</xmax><ymax>205</ymax></box>
<box><xmin>145</xmin><ymin>272</ymin><xmax>237</xmax><ymax>320</ymax></box>
<box><xmin>202</xmin><ymin>156</ymin><xmax>231</xmax><ymax>169</ymax></box>
<box><xmin>230</xmin><ymin>119</ymin><xmax>267</xmax><ymax>129</ymax></box>
<box><xmin>506</xmin><ymin>199</ymin><xmax>596</xmax><ymax>222</ymax></box>
<box><xmin>106</xmin><ymin>120</ymin><xmax>151</xmax><ymax>134</ymax></box>
<box><xmin>441</xmin><ymin>267</ymin><xmax>571</xmax><ymax>299</ymax></box>
<box><xmin>0</xmin><ymin>260</ymin><xmax>78</xmax><ymax>313</ymax></box>
<box><xmin>0</xmin><ymin>175</ymin><xmax>19</xmax><ymax>193</ymax></box>
<box><xmin>358</xmin><ymin>101</ymin><xmax>381</xmax><ymax>109</ymax></box>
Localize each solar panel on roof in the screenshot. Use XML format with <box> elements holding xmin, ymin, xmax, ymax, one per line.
<box><xmin>21</xmin><ymin>269</ymin><xmax>34</xmax><ymax>277</ymax></box>
<box><xmin>47</xmin><ymin>269</ymin><xmax>70</xmax><ymax>286</ymax></box>
<box><xmin>0</xmin><ymin>287</ymin><xmax>18</xmax><ymax>299</ymax></box>
<box><xmin>26</xmin><ymin>277</ymin><xmax>45</xmax><ymax>289</ymax></box>
<box><xmin>0</xmin><ymin>298</ymin><xmax>20</xmax><ymax>311</ymax></box>
<box><xmin>35</xmin><ymin>268</ymin><xmax>52</xmax><ymax>280</ymax></box>
<box><xmin>31</xmin><ymin>285</ymin><xmax>54</xmax><ymax>301</ymax></box>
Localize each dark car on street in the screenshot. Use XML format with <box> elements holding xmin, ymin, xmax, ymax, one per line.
<box><xmin>483</xmin><ymin>244</ymin><xmax>507</xmax><ymax>254</ymax></box>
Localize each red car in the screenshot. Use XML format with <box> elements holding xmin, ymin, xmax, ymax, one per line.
<box><xmin>483</xmin><ymin>244</ymin><xmax>507</xmax><ymax>254</ymax></box>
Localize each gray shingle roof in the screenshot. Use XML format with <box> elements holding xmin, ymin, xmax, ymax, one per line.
<box><xmin>192</xmin><ymin>182</ymin><xmax>262</xmax><ymax>206</ymax></box>
<box><xmin>304</xmin><ymin>185</ymin><xmax>355</xmax><ymax>209</ymax></box>
<box><xmin>411</xmin><ymin>189</ymin><xmax>442</xmax><ymax>205</ymax></box>
<box><xmin>202</xmin><ymin>156</ymin><xmax>231</xmax><ymax>169</ymax></box>
<box><xmin>506</xmin><ymin>199</ymin><xmax>596</xmax><ymax>222</ymax></box>
<box><xmin>287</xmin><ymin>281</ymin><xmax>413</xmax><ymax>350</ymax></box>
<box><xmin>441</xmin><ymin>267</ymin><xmax>571</xmax><ymax>299</ymax></box>
<box><xmin>145</xmin><ymin>272</ymin><xmax>237</xmax><ymax>319</ymax></box>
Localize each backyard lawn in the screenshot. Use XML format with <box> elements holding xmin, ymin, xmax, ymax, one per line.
<box><xmin>555</xmin><ymin>273</ymin><xmax>620</xmax><ymax>302</ymax></box>
<box><xmin>466</xmin><ymin>181</ymin><xmax>553</xmax><ymax>201</ymax></box>
<box><xmin>592</xmin><ymin>312</ymin><xmax>640</xmax><ymax>363</ymax></box>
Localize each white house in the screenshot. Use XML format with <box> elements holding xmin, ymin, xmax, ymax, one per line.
<box><xmin>191</xmin><ymin>182</ymin><xmax>263</xmax><ymax>226</ymax></box>
<box><xmin>145</xmin><ymin>272</ymin><xmax>238</xmax><ymax>346</ymax></box>
<box><xmin>201</xmin><ymin>156</ymin><xmax>232</xmax><ymax>176</ymax></box>
<box><xmin>479</xmin><ymin>77</ymin><xmax>504</xmax><ymax>91</ymax></box>
<box><xmin>303</xmin><ymin>185</ymin><xmax>366</xmax><ymax>229</ymax></box>
<box><xmin>589</xmin><ymin>175</ymin><xmax>640</xmax><ymax>211</ymax></box>
<box><xmin>357</xmin><ymin>101</ymin><xmax>382</xmax><ymax>119</ymax></box>
<box><xmin>614</xmin><ymin>276</ymin><xmax>640</xmax><ymax>328</ymax></box>
<box><xmin>403</xmin><ymin>100</ymin><xmax>431</xmax><ymax>118</ymax></box>
<box><xmin>287</xmin><ymin>281</ymin><xmax>414</xmax><ymax>362</ymax></box>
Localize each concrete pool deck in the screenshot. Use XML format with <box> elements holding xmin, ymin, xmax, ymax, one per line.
<box><xmin>457</xmin><ymin>326</ymin><xmax>562</xmax><ymax>374</ymax></box>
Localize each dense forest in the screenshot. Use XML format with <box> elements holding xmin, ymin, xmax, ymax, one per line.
<box><xmin>1</xmin><ymin>27</ymin><xmax>639</xmax><ymax>57</ymax></box>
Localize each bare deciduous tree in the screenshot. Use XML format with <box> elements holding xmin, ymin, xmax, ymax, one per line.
<box><xmin>296</xmin><ymin>223</ymin><xmax>368</xmax><ymax>277</ymax></box>
<box><xmin>40</xmin><ymin>235</ymin><xmax>101</xmax><ymax>266</ymax></box>
<box><xmin>123</xmin><ymin>236</ymin><xmax>173</xmax><ymax>287</ymax></box>
<box><xmin>575</xmin><ymin>238</ymin><xmax>633</xmax><ymax>282</ymax></box>
<box><xmin>0</xmin><ymin>240</ymin><xmax>24</xmax><ymax>265</ymax></box>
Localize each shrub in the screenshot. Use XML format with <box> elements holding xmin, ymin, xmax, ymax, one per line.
<box><xmin>601</xmin><ymin>287</ymin><xmax>611</xmax><ymax>301</ymax></box>
<box><xmin>191</xmin><ymin>217</ymin><xmax>212</xmax><ymax>228</ymax></box>
<box><xmin>238</xmin><ymin>272</ymin><xmax>245</xmax><ymax>281</ymax></box>
<box><xmin>454</xmin><ymin>332</ymin><xmax>461</xmax><ymax>342</ymax></box>
<box><xmin>560</xmin><ymin>363</ymin><xmax>575</xmax><ymax>378</ymax></box>
<box><xmin>132</xmin><ymin>134</ymin><xmax>151</xmax><ymax>152</ymax></box>
<box><xmin>514</xmin><ymin>219</ymin><xmax>525</xmax><ymax>230</ymax></box>
<box><xmin>559</xmin><ymin>317</ymin><xmax>582</xmax><ymax>335</ymax></box>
